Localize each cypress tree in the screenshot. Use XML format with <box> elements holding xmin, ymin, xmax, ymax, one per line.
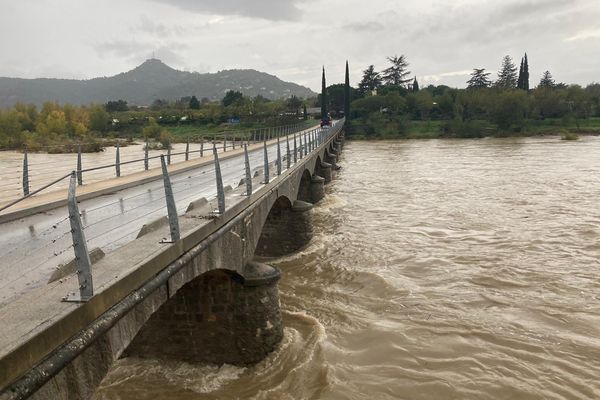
<box><xmin>523</xmin><ymin>53</ymin><xmax>530</xmax><ymax>91</ymax></box>
<box><xmin>344</xmin><ymin>60</ymin><xmax>350</xmax><ymax>119</ymax></box>
<box><xmin>412</xmin><ymin>77</ymin><xmax>420</xmax><ymax>92</ymax></box>
<box><xmin>517</xmin><ymin>58</ymin><xmax>524</xmax><ymax>90</ymax></box>
<box><xmin>321</xmin><ymin>66</ymin><xmax>328</xmax><ymax>120</ymax></box>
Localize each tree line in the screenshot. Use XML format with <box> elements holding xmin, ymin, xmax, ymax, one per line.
<box><xmin>0</xmin><ymin>91</ymin><xmax>312</xmax><ymax>151</ymax></box>
<box><xmin>326</xmin><ymin>54</ymin><xmax>600</xmax><ymax>138</ymax></box>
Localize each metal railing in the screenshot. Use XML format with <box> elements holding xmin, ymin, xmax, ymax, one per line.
<box><xmin>0</xmin><ymin>119</ymin><xmax>345</xmax><ymax>303</ymax></box>
<box><xmin>1</xmin><ymin>123</ymin><xmax>313</xmax><ymax>214</ymax></box>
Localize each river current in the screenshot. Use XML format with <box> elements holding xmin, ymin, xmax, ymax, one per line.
<box><xmin>94</xmin><ymin>137</ymin><xmax>600</xmax><ymax>399</ymax></box>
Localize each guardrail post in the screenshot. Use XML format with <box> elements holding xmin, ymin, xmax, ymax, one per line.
<box><xmin>304</xmin><ymin>132</ymin><xmax>308</xmax><ymax>156</ymax></box>
<box><xmin>144</xmin><ymin>139</ymin><xmax>149</xmax><ymax>170</ymax></box>
<box><xmin>233</xmin><ymin>134</ymin><xmax>236</xmax><ymax>150</ymax></box>
<box><xmin>286</xmin><ymin>135</ymin><xmax>291</xmax><ymax>169</ymax></box>
<box><xmin>293</xmin><ymin>133</ymin><xmax>297</xmax><ymax>163</ymax></box>
<box><xmin>276</xmin><ymin>136</ymin><xmax>282</xmax><ymax>176</ymax></box>
<box><xmin>63</xmin><ymin>172</ymin><xmax>93</xmax><ymax>302</ymax></box>
<box><xmin>263</xmin><ymin>140</ymin><xmax>270</xmax><ymax>184</ymax></box>
<box><xmin>299</xmin><ymin>133</ymin><xmax>304</xmax><ymax>159</ymax></box>
<box><xmin>185</xmin><ymin>140</ymin><xmax>190</xmax><ymax>161</ymax></box>
<box><xmin>160</xmin><ymin>155</ymin><xmax>180</xmax><ymax>242</ymax></box>
<box><xmin>213</xmin><ymin>145</ymin><xmax>225</xmax><ymax>214</ymax></box>
<box><xmin>76</xmin><ymin>145</ymin><xmax>83</xmax><ymax>186</ymax></box>
<box><xmin>223</xmin><ymin>135</ymin><xmax>227</xmax><ymax>152</ymax></box>
<box><xmin>115</xmin><ymin>142</ymin><xmax>121</xmax><ymax>177</ymax></box>
<box><xmin>22</xmin><ymin>150</ymin><xmax>30</xmax><ymax>196</ymax></box>
<box><xmin>167</xmin><ymin>147</ymin><xmax>171</xmax><ymax>165</ymax></box>
<box><xmin>244</xmin><ymin>144</ymin><xmax>252</xmax><ymax>196</ymax></box>
<box><xmin>200</xmin><ymin>138</ymin><xmax>204</xmax><ymax>158</ymax></box>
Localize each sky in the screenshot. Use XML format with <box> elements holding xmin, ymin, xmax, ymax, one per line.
<box><xmin>0</xmin><ymin>0</ymin><xmax>599</xmax><ymax>92</ymax></box>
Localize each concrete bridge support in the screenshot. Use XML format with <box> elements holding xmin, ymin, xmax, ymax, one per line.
<box><xmin>310</xmin><ymin>175</ymin><xmax>325</xmax><ymax>203</ymax></box>
<box><xmin>124</xmin><ymin>262</ymin><xmax>282</xmax><ymax>366</ymax></box>
<box><xmin>319</xmin><ymin>162</ymin><xmax>333</xmax><ymax>183</ymax></box>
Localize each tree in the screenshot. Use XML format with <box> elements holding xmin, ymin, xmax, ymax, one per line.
<box><xmin>321</xmin><ymin>66</ymin><xmax>328</xmax><ymax>119</ymax></box>
<box><xmin>189</xmin><ymin>96</ymin><xmax>200</xmax><ymax>109</ymax></box>
<box><xmin>286</xmin><ymin>95</ymin><xmax>302</xmax><ymax>113</ymax></box>
<box><xmin>358</xmin><ymin>65</ymin><xmax>382</xmax><ymax>95</ymax></box>
<box><xmin>381</xmin><ymin>55</ymin><xmax>411</xmax><ymax>87</ymax></box>
<box><xmin>412</xmin><ymin>77</ymin><xmax>420</xmax><ymax>92</ymax></box>
<box><xmin>466</xmin><ymin>69</ymin><xmax>492</xmax><ymax>89</ymax></box>
<box><xmin>516</xmin><ymin>53</ymin><xmax>530</xmax><ymax>91</ymax></box>
<box><xmin>105</xmin><ymin>99</ymin><xmax>128</xmax><ymax>112</ymax></box>
<box><xmin>539</xmin><ymin>71</ymin><xmax>556</xmax><ymax>88</ymax></box>
<box><xmin>222</xmin><ymin>90</ymin><xmax>244</xmax><ymax>107</ymax></box>
<box><xmin>89</xmin><ymin>105</ymin><xmax>110</xmax><ymax>132</ymax></box>
<box><xmin>344</xmin><ymin>60</ymin><xmax>351</xmax><ymax>118</ymax></box>
<box><xmin>496</xmin><ymin>55</ymin><xmax>518</xmax><ymax>89</ymax></box>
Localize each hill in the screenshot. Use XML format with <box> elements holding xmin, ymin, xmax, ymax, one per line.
<box><xmin>0</xmin><ymin>59</ymin><xmax>316</xmax><ymax>108</ymax></box>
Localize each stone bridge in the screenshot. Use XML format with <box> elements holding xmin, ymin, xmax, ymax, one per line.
<box><xmin>0</xmin><ymin>121</ymin><xmax>345</xmax><ymax>400</ymax></box>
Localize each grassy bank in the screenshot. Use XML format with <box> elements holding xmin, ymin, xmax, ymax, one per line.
<box><xmin>348</xmin><ymin>117</ymin><xmax>600</xmax><ymax>140</ymax></box>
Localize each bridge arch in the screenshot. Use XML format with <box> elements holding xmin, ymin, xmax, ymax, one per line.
<box><xmin>254</xmin><ymin>195</ymin><xmax>313</xmax><ymax>257</ymax></box>
<box><xmin>123</xmin><ymin>264</ymin><xmax>282</xmax><ymax>366</ymax></box>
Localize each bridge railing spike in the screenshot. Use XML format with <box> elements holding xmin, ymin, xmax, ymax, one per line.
<box><xmin>185</xmin><ymin>140</ymin><xmax>190</xmax><ymax>161</ymax></box>
<box><xmin>213</xmin><ymin>145</ymin><xmax>226</xmax><ymax>214</ymax></box>
<box><xmin>63</xmin><ymin>171</ymin><xmax>94</xmax><ymax>302</ymax></box>
<box><xmin>276</xmin><ymin>136</ymin><xmax>282</xmax><ymax>176</ymax></box>
<box><xmin>286</xmin><ymin>135</ymin><xmax>291</xmax><ymax>169</ymax></box>
<box><xmin>76</xmin><ymin>145</ymin><xmax>83</xmax><ymax>186</ymax></box>
<box><xmin>115</xmin><ymin>142</ymin><xmax>121</xmax><ymax>177</ymax></box>
<box><xmin>263</xmin><ymin>140</ymin><xmax>270</xmax><ymax>184</ymax></box>
<box><xmin>22</xmin><ymin>150</ymin><xmax>30</xmax><ymax>196</ymax></box>
<box><xmin>160</xmin><ymin>155</ymin><xmax>180</xmax><ymax>242</ymax></box>
<box><xmin>144</xmin><ymin>139</ymin><xmax>149</xmax><ymax>170</ymax></box>
<box><xmin>293</xmin><ymin>133</ymin><xmax>297</xmax><ymax>163</ymax></box>
<box><xmin>244</xmin><ymin>144</ymin><xmax>252</xmax><ymax>196</ymax></box>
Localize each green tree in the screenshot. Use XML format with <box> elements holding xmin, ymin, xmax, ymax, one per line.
<box><xmin>344</xmin><ymin>60</ymin><xmax>351</xmax><ymax>118</ymax></box>
<box><xmin>222</xmin><ymin>90</ymin><xmax>244</xmax><ymax>107</ymax></box>
<box><xmin>286</xmin><ymin>95</ymin><xmax>302</xmax><ymax>113</ymax></box>
<box><xmin>105</xmin><ymin>100</ymin><xmax>129</xmax><ymax>112</ymax></box>
<box><xmin>517</xmin><ymin>53</ymin><xmax>530</xmax><ymax>90</ymax></box>
<box><xmin>412</xmin><ymin>77</ymin><xmax>420</xmax><ymax>92</ymax></box>
<box><xmin>495</xmin><ymin>55</ymin><xmax>518</xmax><ymax>89</ymax></box>
<box><xmin>143</xmin><ymin>117</ymin><xmax>164</xmax><ymax>139</ymax></box>
<box><xmin>88</xmin><ymin>105</ymin><xmax>110</xmax><ymax>132</ymax></box>
<box><xmin>381</xmin><ymin>55</ymin><xmax>411</xmax><ymax>87</ymax></box>
<box><xmin>492</xmin><ymin>90</ymin><xmax>529</xmax><ymax>130</ymax></box>
<box><xmin>358</xmin><ymin>65</ymin><xmax>382</xmax><ymax>95</ymax></box>
<box><xmin>189</xmin><ymin>96</ymin><xmax>200</xmax><ymax>109</ymax></box>
<box><xmin>539</xmin><ymin>71</ymin><xmax>556</xmax><ymax>88</ymax></box>
<box><xmin>321</xmin><ymin>67</ymin><xmax>328</xmax><ymax>119</ymax></box>
<box><xmin>467</xmin><ymin>69</ymin><xmax>492</xmax><ymax>89</ymax></box>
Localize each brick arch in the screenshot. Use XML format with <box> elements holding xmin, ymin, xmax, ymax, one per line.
<box><xmin>254</xmin><ymin>195</ymin><xmax>312</xmax><ymax>258</ymax></box>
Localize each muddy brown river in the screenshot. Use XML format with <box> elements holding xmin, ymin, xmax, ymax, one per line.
<box><xmin>93</xmin><ymin>137</ymin><xmax>600</xmax><ymax>399</ymax></box>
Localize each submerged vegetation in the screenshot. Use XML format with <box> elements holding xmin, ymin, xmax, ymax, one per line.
<box><xmin>0</xmin><ymin>93</ymin><xmax>313</xmax><ymax>152</ymax></box>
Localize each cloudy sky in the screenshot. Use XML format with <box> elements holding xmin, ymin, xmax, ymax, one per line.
<box><xmin>1</xmin><ymin>0</ymin><xmax>599</xmax><ymax>91</ymax></box>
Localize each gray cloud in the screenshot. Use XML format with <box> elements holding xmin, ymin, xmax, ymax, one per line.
<box><xmin>342</xmin><ymin>21</ymin><xmax>385</xmax><ymax>33</ymax></box>
<box><xmin>148</xmin><ymin>0</ymin><xmax>304</xmax><ymax>21</ymax></box>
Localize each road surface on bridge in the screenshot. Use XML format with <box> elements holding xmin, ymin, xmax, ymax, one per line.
<box><xmin>0</xmin><ymin>127</ymin><xmax>322</xmax><ymax>305</ymax></box>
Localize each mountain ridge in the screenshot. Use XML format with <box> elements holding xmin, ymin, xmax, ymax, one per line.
<box><xmin>0</xmin><ymin>59</ymin><xmax>316</xmax><ymax>108</ymax></box>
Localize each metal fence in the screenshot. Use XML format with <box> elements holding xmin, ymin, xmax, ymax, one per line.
<box><xmin>0</xmin><ymin>120</ymin><xmax>344</xmax><ymax>304</ymax></box>
<box><xmin>0</xmin><ymin>123</ymin><xmax>312</xmax><ymax>213</ymax></box>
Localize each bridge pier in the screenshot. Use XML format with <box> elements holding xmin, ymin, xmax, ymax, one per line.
<box><xmin>310</xmin><ymin>175</ymin><xmax>325</xmax><ymax>203</ymax></box>
<box><xmin>319</xmin><ymin>162</ymin><xmax>333</xmax><ymax>183</ymax></box>
<box><xmin>255</xmin><ymin>199</ymin><xmax>313</xmax><ymax>257</ymax></box>
<box><xmin>123</xmin><ymin>262</ymin><xmax>282</xmax><ymax>366</ymax></box>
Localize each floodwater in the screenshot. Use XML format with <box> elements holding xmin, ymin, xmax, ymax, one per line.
<box><xmin>95</xmin><ymin>137</ymin><xmax>600</xmax><ymax>399</ymax></box>
<box><xmin>0</xmin><ymin>143</ymin><xmax>212</xmax><ymax>203</ymax></box>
